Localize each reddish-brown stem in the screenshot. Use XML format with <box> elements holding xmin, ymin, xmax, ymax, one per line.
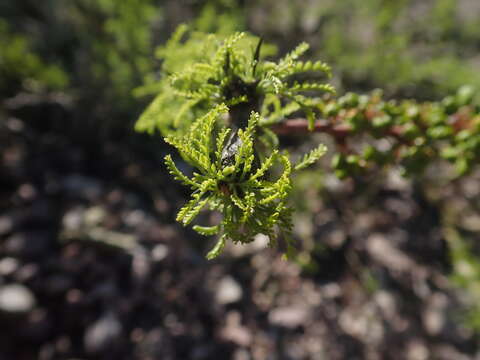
<box><xmin>271</xmin><ymin>118</ymin><xmax>408</xmax><ymax>143</ymax></box>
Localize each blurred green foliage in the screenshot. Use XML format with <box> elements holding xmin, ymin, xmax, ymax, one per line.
<box><xmin>1</xmin><ymin>0</ymin><xmax>162</xmax><ymax>119</ymax></box>
<box><xmin>194</xmin><ymin>0</ymin><xmax>245</xmax><ymax>35</ymax></box>
<box><xmin>248</xmin><ymin>0</ymin><xmax>480</xmax><ymax>99</ymax></box>
<box><xmin>68</xmin><ymin>0</ymin><xmax>159</xmax><ymax>110</ymax></box>
<box><xmin>4</xmin><ymin>0</ymin><xmax>480</xmax><ymax>107</ymax></box>
<box><xmin>447</xmin><ymin>225</ymin><xmax>480</xmax><ymax>332</ymax></box>
<box><xmin>319</xmin><ymin>86</ymin><xmax>480</xmax><ymax>178</ymax></box>
<box><xmin>0</xmin><ymin>19</ymin><xmax>68</xmax><ymax>95</ymax></box>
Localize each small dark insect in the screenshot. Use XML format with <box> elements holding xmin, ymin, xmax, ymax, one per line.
<box><xmin>221</xmin><ymin>128</ymin><xmax>243</xmax><ymax>167</ymax></box>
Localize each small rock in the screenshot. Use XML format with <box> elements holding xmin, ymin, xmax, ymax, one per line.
<box><xmin>62</xmin><ymin>207</ymin><xmax>85</xmax><ymax>232</ymax></box>
<box><xmin>124</xmin><ymin>209</ymin><xmax>146</xmax><ymax>227</ymax></box>
<box><xmin>6</xmin><ymin>117</ymin><xmax>24</xmax><ymax>132</ymax></box>
<box><xmin>407</xmin><ymin>339</ymin><xmax>429</xmax><ymax>360</ymax></box>
<box><xmin>132</xmin><ymin>247</ymin><xmax>151</xmax><ymax>281</ymax></box>
<box><xmin>233</xmin><ymin>348</ymin><xmax>250</xmax><ymax>360</ymax></box>
<box><xmin>325</xmin><ymin>228</ymin><xmax>346</xmax><ymax>249</ymax></box>
<box><xmin>321</xmin><ymin>283</ymin><xmax>342</xmax><ymax>298</ymax></box>
<box><xmin>216</xmin><ymin>276</ymin><xmax>242</xmax><ymax>305</ymax></box>
<box><xmin>221</xmin><ymin>311</ymin><xmax>252</xmax><ymax>346</ymax></box>
<box><xmin>222</xmin><ymin>324</ymin><xmax>251</xmax><ymax>347</ymax></box>
<box><xmin>151</xmin><ymin>244</ymin><xmax>169</xmax><ymax>262</ymax></box>
<box><xmin>227</xmin><ymin>234</ymin><xmax>269</xmax><ymax>257</ymax></box>
<box><xmin>18</xmin><ymin>183</ymin><xmax>37</xmax><ymax>201</ymax></box>
<box><xmin>374</xmin><ymin>290</ymin><xmax>396</xmax><ymax>320</ymax></box>
<box><xmin>269</xmin><ymin>306</ymin><xmax>310</xmax><ymax>329</ymax></box>
<box><xmin>339</xmin><ymin>304</ymin><xmax>384</xmax><ymax>344</ymax></box>
<box><xmin>14</xmin><ymin>263</ymin><xmax>39</xmax><ymax>283</ymax></box>
<box><xmin>84</xmin><ymin>312</ymin><xmax>122</xmax><ymax>354</ymax></box>
<box><xmin>386</xmin><ymin>169</ymin><xmax>411</xmax><ymax>192</ymax></box>
<box><xmin>0</xmin><ymin>216</ymin><xmax>13</xmax><ymax>235</ymax></box>
<box><xmin>0</xmin><ymin>284</ymin><xmax>36</xmax><ymax>313</ymax></box>
<box><xmin>367</xmin><ymin>233</ymin><xmax>414</xmax><ymax>272</ymax></box>
<box><xmin>423</xmin><ymin>292</ymin><xmax>447</xmax><ymax>336</ymax></box>
<box><xmin>0</xmin><ymin>257</ymin><xmax>19</xmax><ymax>276</ymax></box>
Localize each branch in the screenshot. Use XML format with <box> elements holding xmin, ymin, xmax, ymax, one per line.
<box><xmin>271</xmin><ymin>118</ymin><xmax>411</xmax><ymax>145</ymax></box>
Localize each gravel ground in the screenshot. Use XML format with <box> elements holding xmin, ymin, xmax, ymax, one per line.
<box><xmin>1</xmin><ymin>98</ymin><xmax>479</xmax><ymax>360</ymax></box>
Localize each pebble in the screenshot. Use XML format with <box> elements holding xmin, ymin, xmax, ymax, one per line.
<box><xmin>0</xmin><ymin>216</ymin><xmax>13</xmax><ymax>235</ymax></box>
<box><xmin>62</xmin><ymin>207</ymin><xmax>85</xmax><ymax>232</ymax></box>
<box><xmin>0</xmin><ymin>284</ymin><xmax>36</xmax><ymax>313</ymax></box>
<box><xmin>269</xmin><ymin>306</ymin><xmax>310</xmax><ymax>329</ymax></box>
<box><xmin>0</xmin><ymin>257</ymin><xmax>19</xmax><ymax>276</ymax></box>
<box><xmin>151</xmin><ymin>244</ymin><xmax>169</xmax><ymax>262</ymax></box>
<box><xmin>215</xmin><ymin>276</ymin><xmax>243</xmax><ymax>305</ymax></box>
<box><xmin>84</xmin><ymin>312</ymin><xmax>122</xmax><ymax>354</ymax></box>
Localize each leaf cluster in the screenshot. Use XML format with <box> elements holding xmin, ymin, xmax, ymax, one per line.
<box><xmin>320</xmin><ymin>87</ymin><xmax>480</xmax><ymax>178</ymax></box>
<box><xmin>164</xmin><ymin>105</ymin><xmax>299</xmax><ymax>259</ymax></box>
<box><xmin>135</xmin><ymin>26</ymin><xmax>334</xmax><ymax>135</ymax></box>
<box><xmin>135</xmin><ymin>27</ymin><xmax>333</xmax><ymax>258</ymax></box>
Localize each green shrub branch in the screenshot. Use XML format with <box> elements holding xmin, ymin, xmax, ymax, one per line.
<box><xmin>136</xmin><ymin>25</ymin><xmax>479</xmax><ymax>259</ymax></box>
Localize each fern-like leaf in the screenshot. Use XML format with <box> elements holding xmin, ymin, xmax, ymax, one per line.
<box><xmin>164</xmin><ymin>155</ymin><xmax>198</xmax><ymax>188</ymax></box>
<box><xmin>206</xmin><ymin>234</ymin><xmax>227</xmax><ymax>260</ymax></box>
<box><xmin>249</xmin><ymin>150</ymin><xmax>278</xmax><ymax>181</ymax></box>
<box><xmin>193</xmin><ymin>224</ymin><xmax>220</xmax><ymax>236</ymax></box>
<box><xmin>294</xmin><ymin>144</ymin><xmax>327</xmax><ymax>170</ymax></box>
